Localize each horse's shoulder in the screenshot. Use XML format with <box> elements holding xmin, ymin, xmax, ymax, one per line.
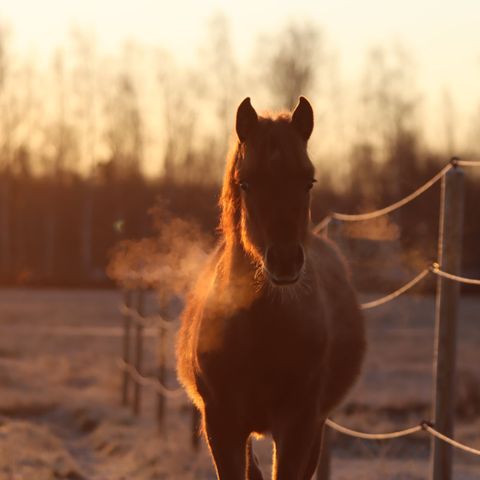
<box><xmin>309</xmin><ymin>233</ymin><xmax>351</xmax><ymax>281</ymax></box>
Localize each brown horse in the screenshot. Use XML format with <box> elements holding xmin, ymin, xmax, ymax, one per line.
<box><xmin>176</xmin><ymin>97</ymin><xmax>365</xmax><ymax>479</ymax></box>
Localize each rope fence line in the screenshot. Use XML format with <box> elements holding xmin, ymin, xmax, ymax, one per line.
<box><xmin>325</xmin><ymin>419</ymin><xmax>423</xmax><ymax>440</ymax></box>
<box><xmin>117</xmin><ymin>358</ymin><xmax>185</xmax><ymax>399</ymax></box>
<box><xmin>423</xmin><ymin>423</ymin><xmax>480</xmax><ymax>456</ymax></box>
<box><xmin>314</xmin><ymin>157</ymin><xmax>480</xmax><ymax>234</ymax></box>
<box><xmin>454</xmin><ymin>160</ymin><xmax>480</xmax><ymax>167</ymax></box>
<box><xmin>359</xmin><ymin>263</ymin><xmax>480</xmax><ymax>310</ymax></box>
<box><xmin>360</xmin><ymin>267</ymin><xmax>431</xmax><ymax>310</ymax></box>
<box><xmin>313</xmin><ymin>163</ymin><xmax>453</xmax><ymax>233</ymax></box>
<box><xmin>431</xmin><ymin>263</ymin><xmax>480</xmax><ymax>286</ymax></box>
<box><xmin>326</xmin><ymin>419</ymin><xmax>480</xmax><ymax>456</ymax></box>
<box><xmin>120</xmin><ymin>304</ymin><xmax>177</xmax><ymax>330</ymax></box>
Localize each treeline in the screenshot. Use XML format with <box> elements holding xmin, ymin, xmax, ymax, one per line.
<box><xmin>1</xmin><ymin>151</ymin><xmax>479</xmax><ymax>288</ymax></box>
<box><xmin>0</xmin><ymin>16</ymin><xmax>479</xmax><ymax>287</ymax></box>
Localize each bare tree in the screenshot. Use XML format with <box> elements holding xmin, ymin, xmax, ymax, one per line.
<box><xmin>357</xmin><ymin>44</ymin><xmax>422</xmax><ymax>199</ymax></box>
<box><xmin>69</xmin><ymin>28</ymin><xmax>99</xmax><ymax>279</ymax></box>
<box><xmin>359</xmin><ymin>45</ymin><xmax>419</xmax><ymax>153</ymax></box>
<box><xmin>198</xmin><ymin>12</ymin><xmax>239</xmax><ymax>165</ymax></box>
<box><xmin>0</xmin><ymin>23</ymin><xmax>37</xmax><ymax>278</ymax></box>
<box><xmin>39</xmin><ymin>50</ymin><xmax>80</xmax><ymax>278</ymax></box>
<box><xmin>105</xmin><ymin>71</ymin><xmax>144</xmax><ymax>179</ymax></box>
<box><xmin>0</xmin><ymin>23</ymin><xmax>14</xmax><ymax>279</ymax></box>
<box><xmin>42</xmin><ymin>49</ymin><xmax>80</xmax><ymax>176</ymax></box>
<box><xmin>255</xmin><ymin>21</ymin><xmax>324</xmax><ymax>109</ymax></box>
<box><xmin>441</xmin><ymin>89</ymin><xmax>457</xmax><ymax>157</ymax></box>
<box><xmin>157</xmin><ymin>52</ymin><xmax>199</xmax><ymax>181</ymax></box>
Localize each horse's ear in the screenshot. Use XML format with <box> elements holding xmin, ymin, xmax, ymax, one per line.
<box><xmin>291</xmin><ymin>96</ymin><xmax>314</xmax><ymax>141</ymax></box>
<box><xmin>236</xmin><ymin>97</ymin><xmax>258</xmax><ymax>142</ymax></box>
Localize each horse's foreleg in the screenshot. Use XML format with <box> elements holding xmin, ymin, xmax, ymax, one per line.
<box><xmin>247</xmin><ymin>437</ymin><xmax>264</xmax><ymax>480</ymax></box>
<box><xmin>304</xmin><ymin>426</ymin><xmax>324</xmax><ymax>480</ymax></box>
<box><xmin>204</xmin><ymin>407</ymin><xmax>248</xmax><ymax>480</ymax></box>
<box><xmin>272</xmin><ymin>411</ymin><xmax>324</xmax><ymax>480</ymax></box>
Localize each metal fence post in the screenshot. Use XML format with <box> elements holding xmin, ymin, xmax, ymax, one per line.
<box><xmin>121</xmin><ymin>289</ymin><xmax>133</xmax><ymax>406</ymax></box>
<box><xmin>430</xmin><ymin>165</ymin><xmax>464</xmax><ymax>480</ymax></box>
<box><xmin>133</xmin><ymin>289</ymin><xmax>146</xmax><ymax>416</ymax></box>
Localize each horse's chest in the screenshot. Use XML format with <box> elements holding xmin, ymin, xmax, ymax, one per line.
<box><xmin>200</xmin><ymin>304</ymin><xmax>327</xmax><ymax>390</ymax></box>
<box><xmin>252</xmin><ymin>309</ymin><xmax>326</xmax><ymax>377</ymax></box>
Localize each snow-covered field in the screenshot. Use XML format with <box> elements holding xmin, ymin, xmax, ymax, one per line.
<box><xmin>0</xmin><ymin>288</ymin><xmax>479</xmax><ymax>479</ymax></box>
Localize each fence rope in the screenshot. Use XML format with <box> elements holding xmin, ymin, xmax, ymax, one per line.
<box><xmin>325</xmin><ymin>419</ymin><xmax>423</xmax><ymax>440</ymax></box>
<box><xmin>117</xmin><ymin>358</ymin><xmax>185</xmax><ymax>399</ymax></box>
<box><xmin>313</xmin><ymin>163</ymin><xmax>453</xmax><ymax>233</ymax></box>
<box><xmin>120</xmin><ymin>304</ymin><xmax>177</xmax><ymax>330</ymax></box>
<box><xmin>314</xmin><ymin>158</ymin><xmax>480</xmax><ymax>233</ymax></box>
<box><xmin>431</xmin><ymin>263</ymin><xmax>480</xmax><ymax>286</ymax></box>
<box><xmin>360</xmin><ymin>267</ymin><xmax>431</xmax><ymax>310</ymax></box>
<box><xmin>454</xmin><ymin>160</ymin><xmax>480</xmax><ymax>167</ymax></box>
<box><xmin>313</xmin><ymin>215</ymin><xmax>334</xmax><ymax>234</ymax></box>
<box><xmin>326</xmin><ymin>419</ymin><xmax>480</xmax><ymax>456</ymax></box>
<box><xmin>423</xmin><ymin>422</ymin><xmax>480</xmax><ymax>456</ymax></box>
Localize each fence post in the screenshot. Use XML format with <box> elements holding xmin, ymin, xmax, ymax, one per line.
<box><xmin>157</xmin><ymin>320</ymin><xmax>167</xmax><ymax>432</ymax></box>
<box><xmin>133</xmin><ymin>289</ymin><xmax>146</xmax><ymax>416</ymax></box>
<box><xmin>430</xmin><ymin>165</ymin><xmax>464</xmax><ymax>480</ymax></box>
<box><xmin>121</xmin><ymin>289</ymin><xmax>133</xmax><ymax>406</ymax></box>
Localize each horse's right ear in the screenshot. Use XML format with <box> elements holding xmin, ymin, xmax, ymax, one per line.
<box><xmin>291</xmin><ymin>96</ymin><xmax>314</xmax><ymax>141</ymax></box>
<box><xmin>236</xmin><ymin>97</ymin><xmax>258</xmax><ymax>142</ymax></box>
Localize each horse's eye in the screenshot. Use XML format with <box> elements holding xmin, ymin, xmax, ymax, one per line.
<box><xmin>239</xmin><ymin>180</ymin><xmax>250</xmax><ymax>192</ymax></box>
<box><xmin>307</xmin><ymin>179</ymin><xmax>317</xmax><ymax>191</ymax></box>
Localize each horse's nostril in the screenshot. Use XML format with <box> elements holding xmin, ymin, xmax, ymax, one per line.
<box><xmin>265</xmin><ymin>245</ymin><xmax>304</xmax><ymax>281</ymax></box>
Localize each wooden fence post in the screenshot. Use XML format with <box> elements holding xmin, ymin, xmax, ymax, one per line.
<box><xmin>157</xmin><ymin>319</ymin><xmax>167</xmax><ymax>432</ymax></box>
<box><xmin>133</xmin><ymin>289</ymin><xmax>146</xmax><ymax>416</ymax></box>
<box><xmin>430</xmin><ymin>165</ymin><xmax>464</xmax><ymax>480</ymax></box>
<box><xmin>121</xmin><ymin>289</ymin><xmax>133</xmax><ymax>406</ymax></box>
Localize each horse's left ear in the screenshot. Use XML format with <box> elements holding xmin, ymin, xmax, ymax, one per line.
<box><xmin>291</xmin><ymin>96</ymin><xmax>314</xmax><ymax>141</ymax></box>
<box><xmin>236</xmin><ymin>97</ymin><xmax>258</xmax><ymax>142</ymax></box>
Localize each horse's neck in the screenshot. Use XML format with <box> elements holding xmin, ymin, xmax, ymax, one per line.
<box><xmin>211</xmin><ymin>238</ymin><xmax>260</xmax><ymax>310</ymax></box>
<box><xmin>221</xmin><ymin>239</ymin><xmax>256</xmax><ymax>285</ymax></box>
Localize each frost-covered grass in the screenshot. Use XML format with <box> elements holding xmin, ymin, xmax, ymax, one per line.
<box><xmin>0</xmin><ymin>289</ymin><xmax>478</xmax><ymax>479</ymax></box>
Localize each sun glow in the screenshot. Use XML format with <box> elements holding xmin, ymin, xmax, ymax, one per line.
<box><xmin>1</xmin><ymin>0</ymin><xmax>480</xmax><ymax>177</ymax></box>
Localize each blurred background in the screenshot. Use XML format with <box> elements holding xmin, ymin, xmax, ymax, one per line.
<box><xmin>0</xmin><ymin>1</ymin><xmax>479</xmax><ymax>479</ymax></box>
<box><xmin>0</xmin><ymin>0</ymin><xmax>479</xmax><ymax>286</ymax></box>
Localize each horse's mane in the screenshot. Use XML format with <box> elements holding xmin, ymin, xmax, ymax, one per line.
<box><xmin>219</xmin><ymin>141</ymin><xmax>242</xmax><ymax>247</ymax></box>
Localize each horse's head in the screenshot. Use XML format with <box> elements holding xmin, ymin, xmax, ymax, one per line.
<box><xmin>228</xmin><ymin>96</ymin><xmax>315</xmax><ymax>286</ymax></box>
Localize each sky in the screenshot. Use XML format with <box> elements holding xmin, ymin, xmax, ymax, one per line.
<box><xmin>1</xmin><ymin>0</ymin><xmax>480</xmax><ymax>168</ymax></box>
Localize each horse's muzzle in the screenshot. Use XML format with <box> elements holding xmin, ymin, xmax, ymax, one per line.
<box><xmin>264</xmin><ymin>244</ymin><xmax>305</xmax><ymax>285</ymax></box>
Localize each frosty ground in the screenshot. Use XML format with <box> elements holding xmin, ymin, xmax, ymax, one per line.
<box><xmin>0</xmin><ymin>289</ymin><xmax>479</xmax><ymax>479</ymax></box>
